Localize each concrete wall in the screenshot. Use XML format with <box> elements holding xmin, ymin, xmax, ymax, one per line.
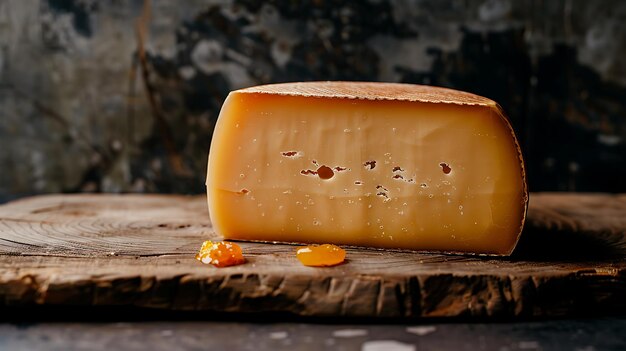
<box><xmin>1</xmin><ymin>0</ymin><xmax>625</xmax><ymax>201</ymax></box>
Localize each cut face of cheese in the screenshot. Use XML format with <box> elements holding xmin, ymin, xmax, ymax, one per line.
<box><xmin>207</xmin><ymin>82</ymin><xmax>528</xmax><ymax>255</ymax></box>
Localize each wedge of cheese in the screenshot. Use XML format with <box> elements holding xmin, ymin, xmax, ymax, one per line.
<box><xmin>206</xmin><ymin>82</ymin><xmax>528</xmax><ymax>255</ymax></box>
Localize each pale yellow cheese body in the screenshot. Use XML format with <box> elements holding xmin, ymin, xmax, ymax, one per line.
<box><xmin>207</xmin><ymin>82</ymin><xmax>527</xmax><ymax>255</ymax></box>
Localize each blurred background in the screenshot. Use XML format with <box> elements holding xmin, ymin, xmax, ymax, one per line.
<box><xmin>1</xmin><ymin>0</ymin><xmax>625</xmax><ymax>202</ymax></box>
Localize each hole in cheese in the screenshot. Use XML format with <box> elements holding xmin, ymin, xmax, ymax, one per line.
<box><xmin>281</xmin><ymin>151</ymin><xmax>301</xmax><ymax>158</ymax></box>
<box><xmin>316</xmin><ymin>165</ymin><xmax>334</xmax><ymax>180</ymax></box>
<box><xmin>363</xmin><ymin>160</ymin><xmax>376</xmax><ymax>170</ymax></box>
<box><xmin>440</xmin><ymin>162</ymin><xmax>452</xmax><ymax>174</ymax></box>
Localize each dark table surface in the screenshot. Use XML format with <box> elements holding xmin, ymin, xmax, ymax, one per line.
<box><xmin>1</xmin><ymin>317</ymin><xmax>624</xmax><ymax>351</ymax></box>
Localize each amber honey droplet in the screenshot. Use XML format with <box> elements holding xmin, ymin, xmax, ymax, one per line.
<box><xmin>196</xmin><ymin>241</ymin><xmax>245</xmax><ymax>267</ymax></box>
<box><xmin>296</xmin><ymin>244</ymin><xmax>346</xmax><ymax>267</ymax></box>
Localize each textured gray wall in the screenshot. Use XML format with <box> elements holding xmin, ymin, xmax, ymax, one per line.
<box><xmin>1</xmin><ymin>0</ymin><xmax>625</xmax><ymax>201</ymax></box>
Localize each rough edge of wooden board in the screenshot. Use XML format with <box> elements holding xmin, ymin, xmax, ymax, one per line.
<box><xmin>1</xmin><ymin>263</ymin><xmax>625</xmax><ymax>319</ymax></box>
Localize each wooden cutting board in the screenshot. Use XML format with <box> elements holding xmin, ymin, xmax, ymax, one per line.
<box><xmin>0</xmin><ymin>193</ymin><xmax>624</xmax><ymax>319</ymax></box>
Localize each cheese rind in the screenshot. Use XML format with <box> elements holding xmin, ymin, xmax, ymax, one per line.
<box><xmin>207</xmin><ymin>82</ymin><xmax>528</xmax><ymax>255</ymax></box>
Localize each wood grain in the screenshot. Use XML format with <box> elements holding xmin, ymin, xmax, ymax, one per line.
<box><xmin>0</xmin><ymin>193</ymin><xmax>624</xmax><ymax>319</ymax></box>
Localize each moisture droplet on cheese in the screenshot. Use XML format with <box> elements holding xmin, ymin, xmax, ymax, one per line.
<box><xmin>206</xmin><ymin>82</ymin><xmax>528</xmax><ymax>255</ymax></box>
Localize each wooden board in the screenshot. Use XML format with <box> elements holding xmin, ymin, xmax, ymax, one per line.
<box><xmin>0</xmin><ymin>193</ymin><xmax>625</xmax><ymax>319</ymax></box>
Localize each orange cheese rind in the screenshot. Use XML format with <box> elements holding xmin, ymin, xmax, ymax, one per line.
<box><xmin>235</xmin><ymin>81</ymin><xmax>497</xmax><ymax>106</ymax></box>
<box><xmin>491</xmin><ymin>104</ymin><xmax>528</xmax><ymax>255</ymax></box>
